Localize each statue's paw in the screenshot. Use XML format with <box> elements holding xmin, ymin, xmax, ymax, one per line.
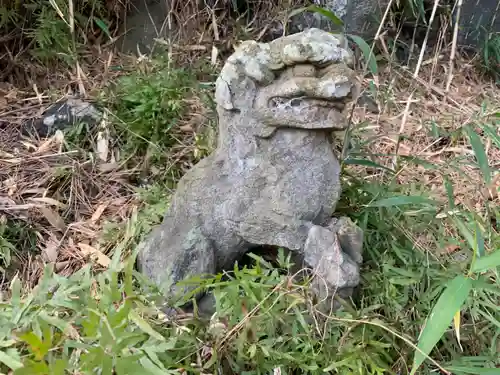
<box><xmin>327</xmin><ymin>216</ymin><xmax>364</xmax><ymax>265</ymax></box>
<box><xmin>302</xmin><ymin>223</ymin><xmax>363</xmax><ymax>313</ymax></box>
<box><xmin>303</xmin><ymin>225</ymin><xmax>361</xmax><ymax>296</ymax></box>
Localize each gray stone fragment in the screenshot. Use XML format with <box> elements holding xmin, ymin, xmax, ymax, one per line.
<box><xmin>304</xmin><ymin>220</ymin><xmax>361</xmax><ymax>312</ymax></box>
<box><xmin>328</xmin><ymin>216</ymin><xmax>364</xmax><ymax>265</ymax></box>
<box><xmin>136</xmin><ymin>28</ymin><xmax>364</xmax><ymax>316</ymax></box>
<box><xmin>341</xmin><ymin>0</ymin><xmax>390</xmax><ymax>37</ymax></box>
<box><xmin>23</xmin><ymin>97</ymin><xmax>102</xmax><ymax>138</ymax></box>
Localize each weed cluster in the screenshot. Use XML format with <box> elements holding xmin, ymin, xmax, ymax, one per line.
<box><xmin>103</xmin><ymin>60</ymin><xmax>196</xmax><ymax>155</ymax></box>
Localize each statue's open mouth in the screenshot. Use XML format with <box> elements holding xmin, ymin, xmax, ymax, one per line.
<box><xmin>253</xmin><ymin>68</ymin><xmax>356</xmax><ymax>132</ymax></box>
<box><xmin>265</xmin><ymin>96</ymin><xmax>348</xmax><ymax>129</ymax></box>
<box><xmin>269</xmin><ymin>96</ymin><xmax>346</xmax><ymax>112</ymax></box>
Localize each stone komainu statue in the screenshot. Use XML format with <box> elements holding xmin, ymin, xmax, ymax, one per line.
<box><xmin>136</xmin><ymin>28</ymin><xmax>364</xmax><ymax>315</ymax></box>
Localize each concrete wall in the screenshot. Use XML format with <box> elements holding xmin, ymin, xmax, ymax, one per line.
<box><xmin>118</xmin><ymin>0</ymin><xmax>500</xmax><ymax>55</ymax></box>
<box><xmin>117</xmin><ymin>0</ymin><xmax>170</xmax><ymax>55</ymax></box>
<box><xmin>455</xmin><ymin>0</ymin><xmax>500</xmax><ymax>48</ymax></box>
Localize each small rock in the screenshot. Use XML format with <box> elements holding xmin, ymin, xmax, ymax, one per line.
<box><xmin>23</xmin><ymin>96</ymin><xmax>102</xmax><ymax>138</ymax></box>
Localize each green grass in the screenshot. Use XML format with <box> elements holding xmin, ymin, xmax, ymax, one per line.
<box><xmin>102</xmin><ymin>59</ymin><xmax>196</xmax><ymax>153</ymax></box>
<box><xmin>0</xmin><ymin>221</ymin><xmax>38</xmax><ymax>274</ymax></box>
<box><xmin>481</xmin><ymin>33</ymin><xmax>500</xmax><ymax>83</ymax></box>
<box><xmin>59</xmin><ymin>55</ymin><xmax>215</xmax><ymax>189</ymax></box>
<box><xmin>1</xmin><ymin>164</ymin><xmax>499</xmax><ymax>374</ymax></box>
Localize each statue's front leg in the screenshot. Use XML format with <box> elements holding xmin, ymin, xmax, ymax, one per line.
<box><xmin>303</xmin><ymin>218</ymin><xmax>363</xmax><ymax>311</ymax></box>
<box><xmin>235</xmin><ymin>211</ymin><xmax>363</xmax><ymax>311</ymax></box>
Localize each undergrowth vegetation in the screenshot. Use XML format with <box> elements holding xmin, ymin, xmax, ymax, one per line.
<box><xmin>1</xmin><ymin>115</ymin><xmax>499</xmax><ymax>374</ymax></box>
<box><xmin>482</xmin><ymin>33</ymin><xmax>500</xmax><ymax>82</ymax></box>
<box><xmin>0</xmin><ymin>0</ymin><xmax>116</xmax><ymax>66</ymax></box>
<box><xmin>0</xmin><ymin>0</ymin><xmax>499</xmax><ymax>374</ymax></box>
<box><xmin>101</xmin><ymin>59</ymin><xmax>198</xmax><ymax>159</ymax></box>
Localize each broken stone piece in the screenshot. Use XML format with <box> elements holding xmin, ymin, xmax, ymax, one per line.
<box><xmin>23</xmin><ymin>96</ymin><xmax>102</xmax><ymax>138</ymax></box>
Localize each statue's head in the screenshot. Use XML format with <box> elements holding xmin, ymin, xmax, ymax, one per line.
<box><xmin>214</xmin><ymin>28</ymin><xmax>358</xmax><ymax>137</ymax></box>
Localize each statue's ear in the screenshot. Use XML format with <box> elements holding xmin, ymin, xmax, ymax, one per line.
<box><xmin>215</xmin><ymin>78</ymin><xmax>234</xmax><ymax>110</ymax></box>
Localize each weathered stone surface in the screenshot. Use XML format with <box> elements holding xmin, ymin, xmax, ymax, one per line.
<box><xmin>117</xmin><ymin>0</ymin><xmax>170</xmax><ymax>55</ymax></box>
<box><xmin>306</xmin><ymin>216</ymin><xmax>363</xmax><ymax>312</ymax></box>
<box><xmin>136</xmin><ymin>28</ymin><xmax>364</xmax><ymax>315</ymax></box>
<box><xmin>289</xmin><ymin>0</ymin><xmax>390</xmax><ymax>40</ymax></box>
<box><xmin>23</xmin><ymin>97</ymin><xmax>102</xmax><ymax>138</ymax></box>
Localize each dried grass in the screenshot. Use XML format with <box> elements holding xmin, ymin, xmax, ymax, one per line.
<box><xmin>0</xmin><ymin>123</ymin><xmax>140</xmax><ymax>286</ymax></box>
<box><xmin>347</xmin><ymin>38</ymin><xmax>500</xmax><ymax>259</ymax></box>
<box><xmin>163</xmin><ymin>0</ymin><xmax>308</xmax><ymax>67</ymax></box>
<box><xmin>352</xmin><ymin>56</ymin><xmax>500</xmax><ymax>210</ymax></box>
<box><xmin>0</xmin><ymin>56</ymin><xmax>210</xmax><ymax>291</ymax></box>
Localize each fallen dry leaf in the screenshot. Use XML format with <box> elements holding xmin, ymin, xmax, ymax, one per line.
<box><xmin>30</xmin><ymin>197</ymin><xmax>67</xmax><ymax>209</ymax></box>
<box><xmin>39</xmin><ymin>206</ymin><xmax>66</xmax><ymax>231</ymax></box>
<box><xmin>4</xmin><ymin>87</ymin><xmax>17</xmax><ymax>100</ymax></box>
<box><xmin>0</xmin><ymin>197</ymin><xmax>16</xmax><ymax>207</ymax></box>
<box><xmin>42</xmin><ymin>236</ymin><xmax>60</xmax><ymax>263</ymax></box>
<box><xmin>211</xmin><ymin>45</ymin><xmax>219</xmax><ymax>66</ymax></box>
<box><xmin>99</xmin><ymin>163</ymin><xmax>119</xmax><ymax>172</ymax></box>
<box><xmin>0</xmin><ymin>150</ymin><xmax>15</xmax><ymax>158</ymax></box>
<box><xmin>3</xmin><ymin>177</ymin><xmax>17</xmax><ymax>196</ymax></box>
<box><xmin>90</xmin><ymin>202</ymin><xmax>108</xmax><ymax>222</ymax></box>
<box><xmin>20</xmin><ymin>140</ymin><xmax>37</xmax><ymax>151</ymax></box>
<box><xmin>65</xmin><ymin>324</ymin><xmax>81</xmax><ymax>340</ymax></box>
<box><xmin>444</xmin><ymin>244</ymin><xmax>460</xmax><ymax>254</ymax></box>
<box><xmin>69</xmin><ymin>222</ymin><xmax>98</xmax><ymax>238</ymax></box>
<box><xmin>397</xmin><ymin>142</ymin><xmax>412</xmax><ymax>156</ymax></box>
<box><xmin>2</xmin><ymin>157</ymin><xmax>22</xmax><ymax>164</ymax></box>
<box><xmin>78</xmin><ymin>243</ymin><xmax>110</xmax><ymax>268</ymax></box>
<box><xmin>96</xmin><ymin>111</ymin><xmax>109</xmax><ymax>162</ymax></box>
<box><xmin>36</xmin><ymin>137</ymin><xmax>55</xmax><ymax>154</ymax></box>
<box><xmin>96</xmin><ymin>131</ymin><xmax>109</xmax><ymax>162</ymax></box>
<box><xmin>23</xmin><ymin>188</ymin><xmax>46</xmax><ymax>195</ymax></box>
<box><xmin>55</xmin><ymin>261</ymin><xmax>70</xmax><ymax>272</ymax></box>
<box><xmin>54</xmin><ymin>130</ymin><xmax>64</xmax><ymax>154</ymax></box>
